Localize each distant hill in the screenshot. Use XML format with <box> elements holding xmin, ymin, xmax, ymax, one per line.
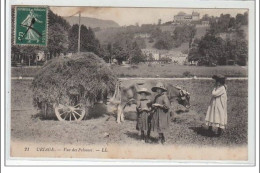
<box><xmin>64</xmin><ymin>16</ymin><xmax>120</xmax><ymax>29</ymax></box>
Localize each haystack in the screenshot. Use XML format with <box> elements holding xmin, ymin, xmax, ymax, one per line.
<box><xmin>32</xmin><ymin>52</ymin><xmax>117</xmax><ymax>118</ymax></box>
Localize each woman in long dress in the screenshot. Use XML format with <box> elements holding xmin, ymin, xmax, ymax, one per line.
<box><xmin>205</xmin><ymin>75</ymin><xmax>227</xmax><ymax>136</ymax></box>
<box><xmin>136</xmin><ymin>88</ymin><xmax>152</xmax><ymax>143</ymax></box>
<box><xmin>21</xmin><ymin>9</ymin><xmax>42</xmax><ymax>43</ymax></box>
<box><xmin>150</xmin><ymin>82</ymin><xmax>171</xmax><ymax>144</ymax></box>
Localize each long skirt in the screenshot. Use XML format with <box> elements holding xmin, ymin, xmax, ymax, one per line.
<box><xmin>151</xmin><ymin>109</ymin><xmax>170</xmax><ymax>133</ymax></box>
<box><xmin>136</xmin><ymin>111</ymin><xmax>150</xmax><ymax>132</ymax></box>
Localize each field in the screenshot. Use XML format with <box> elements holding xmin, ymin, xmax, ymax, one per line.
<box><xmin>12</xmin><ymin>64</ymin><xmax>248</xmax><ymax>78</ymax></box>
<box><xmin>111</xmin><ymin>64</ymin><xmax>247</xmax><ymax>78</ymax></box>
<box><xmin>11</xmin><ymin>79</ymin><xmax>248</xmax><ymax>147</ymax></box>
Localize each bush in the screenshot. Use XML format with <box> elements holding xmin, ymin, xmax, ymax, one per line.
<box><xmin>31</xmin><ymin>52</ymin><xmax>117</xmax><ymax>111</ymax></box>
<box><xmin>183</xmin><ymin>71</ymin><xmax>193</xmax><ymax>77</ymax></box>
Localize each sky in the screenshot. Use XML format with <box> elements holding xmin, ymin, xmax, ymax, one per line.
<box><xmin>50</xmin><ymin>7</ymin><xmax>248</xmax><ymax>26</ymax></box>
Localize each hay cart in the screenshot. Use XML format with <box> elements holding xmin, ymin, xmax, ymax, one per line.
<box><xmin>53</xmin><ymin>87</ymin><xmax>86</xmax><ymax>121</ymax></box>
<box><xmin>32</xmin><ymin>52</ymin><xmax>117</xmax><ymax>122</ymax></box>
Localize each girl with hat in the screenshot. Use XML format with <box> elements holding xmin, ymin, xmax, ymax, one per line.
<box><xmin>150</xmin><ymin>82</ymin><xmax>171</xmax><ymax>144</ymax></box>
<box><xmin>204</xmin><ymin>75</ymin><xmax>227</xmax><ymax>136</ymax></box>
<box><xmin>136</xmin><ymin>88</ymin><xmax>152</xmax><ymax>143</ymax></box>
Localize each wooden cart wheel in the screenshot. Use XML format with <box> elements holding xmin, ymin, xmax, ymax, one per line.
<box><xmin>54</xmin><ymin>103</ymin><xmax>86</xmax><ymax>121</ymax></box>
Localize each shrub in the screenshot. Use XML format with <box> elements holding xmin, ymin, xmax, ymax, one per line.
<box><xmin>183</xmin><ymin>71</ymin><xmax>193</xmax><ymax>77</ymax></box>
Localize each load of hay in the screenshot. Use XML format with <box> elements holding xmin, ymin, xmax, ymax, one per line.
<box><xmin>32</xmin><ymin>52</ymin><xmax>117</xmax><ymax>117</ymax></box>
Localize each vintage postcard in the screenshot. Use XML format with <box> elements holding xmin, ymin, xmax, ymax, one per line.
<box><xmin>5</xmin><ymin>0</ymin><xmax>256</xmax><ymax>166</ymax></box>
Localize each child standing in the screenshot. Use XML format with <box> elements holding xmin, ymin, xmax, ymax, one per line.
<box><xmin>205</xmin><ymin>75</ymin><xmax>227</xmax><ymax>136</ymax></box>
<box><xmin>136</xmin><ymin>88</ymin><xmax>152</xmax><ymax>143</ymax></box>
<box><xmin>150</xmin><ymin>82</ymin><xmax>171</xmax><ymax>144</ymax></box>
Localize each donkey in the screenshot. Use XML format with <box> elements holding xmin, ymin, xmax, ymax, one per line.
<box><xmin>112</xmin><ymin>80</ymin><xmax>191</xmax><ymax>122</ymax></box>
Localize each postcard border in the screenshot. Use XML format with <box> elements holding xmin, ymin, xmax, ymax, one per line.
<box><xmin>4</xmin><ymin>0</ymin><xmax>257</xmax><ymax>166</ymax></box>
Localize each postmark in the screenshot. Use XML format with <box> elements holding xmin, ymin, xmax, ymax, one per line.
<box><xmin>14</xmin><ymin>6</ymin><xmax>48</xmax><ymax>46</ymax></box>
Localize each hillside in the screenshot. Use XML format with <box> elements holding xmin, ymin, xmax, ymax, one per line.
<box><xmin>194</xmin><ymin>25</ymin><xmax>209</xmax><ymax>39</ymax></box>
<box><xmin>95</xmin><ymin>23</ymin><xmax>209</xmax><ymax>54</ymax></box>
<box><xmin>64</xmin><ymin>16</ymin><xmax>120</xmax><ymax>29</ymax></box>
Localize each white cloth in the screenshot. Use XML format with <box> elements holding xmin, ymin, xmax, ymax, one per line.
<box><xmin>205</xmin><ymin>85</ymin><xmax>227</xmax><ymax>129</ymax></box>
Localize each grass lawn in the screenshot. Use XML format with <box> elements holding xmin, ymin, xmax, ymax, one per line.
<box><xmin>111</xmin><ymin>64</ymin><xmax>247</xmax><ymax>78</ymax></box>
<box><xmin>11</xmin><ymin>79</ymin><xmax>248</xmax><ymax>147</ymax></box>
<box><xmin>11</xmin><ymin>64</ymin><xmax>248</xmax><ymax>78</ymax></box>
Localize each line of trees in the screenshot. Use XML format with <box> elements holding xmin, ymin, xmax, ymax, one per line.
<box><xmin>101</xmin><ymin>32</ymin><xmax>145</xmax><ymax>64</ymax></box>
<box><xmin>188</xmin><ymin>12</ymin><xmax>248</xmax><ymax>66</ymax></box>
<box><xmin>150</xmin><ymin>24</ymin><xmax>196</xmax><ymax>50</ymax></box>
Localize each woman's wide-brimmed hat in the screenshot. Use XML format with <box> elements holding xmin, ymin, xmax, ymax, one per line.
<box><xmin>175</xmin><ymin>85</ymin><xmax>182</xmax><ymax>90</ymax></box>
<box><xmin>137</xmin><ymin>88</ymin><xmax>151</xmax><ymax>95</ymax></box>
<box><xmin>212</xmin><ymin>74</ymin><xmax>226</xmax><ymax>84</ymax></box>
<box><xmin>151</xmin><ymin>82</ymin><xmax>167</xmax><ymax>92</ymax></box>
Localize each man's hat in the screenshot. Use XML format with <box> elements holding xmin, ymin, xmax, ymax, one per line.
<box><xmin>137</xmin><ymin>88</ymin><xmax>151</xmax><ymax>95</ymax></box>
<box><xmin>151</xmin><ymin>82</ymin><xmax>167</xmax><ymax>92</ymax></box>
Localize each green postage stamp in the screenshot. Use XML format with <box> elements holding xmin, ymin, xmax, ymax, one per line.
<box><xmin>14</xmin><ymin>6</ymin><xmax>48</xmax><ymax>46</ymax></box>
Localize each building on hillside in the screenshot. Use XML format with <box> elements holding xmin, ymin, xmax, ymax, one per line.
<box><xmin>164</xmin><ymin>53</ymin><xmax>188</xmax><ymax>65</ymax></box>
<box><xmin>142</xmin><ymin>49</ymin><xmax>161</xmax><ymax>61</ymax></box>
<box><xmin>142</xmin><ymin>49</ymin><xmax>189</xmax><ymax>64</ymax></box>
<box><xmin>36</xmin><ymin>51</ymin><xmax>45</xmax><ymax>61</ymax></box>
<box><xmin>174</xmin><ymin>11</ymin><xmax>200</xmax><ymax>23</ymax></box>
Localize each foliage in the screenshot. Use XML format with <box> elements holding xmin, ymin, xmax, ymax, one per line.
<box><xmin>209</xmin><ymin>12</ymin><xmax>248</xmax><ymax>35</ymax></box>
<box><xmin>153</xmin><ymin>25</ymin><xmax>196</xmax><ymax>50</ymax></box>
<box><xmin>102</xmin><ymin>32</ymin><xmax>146</xmax><ymax>64</ymax></box>
<box><xmin>48</xmin><ymin>23</ymin><xmax>69</xmax><ymax>57</ymax></box>
<box><xmin>153</xmin><ymin>31</ymin><xmax>173</xmax><ymax>50</ymax></box>
<box><xmin>48</xmin><ymin>9</ymin><xmax>70</xmax><ymax>30</ymax></box>
<box><xmin>68</xmin><ymin>24</ymin><xmax>101</xmax><ymax>55</ymax></box>
<box><xmin>172</xmin><ymin>24</ymin><xmax>196</xmax><ymax>47</ymax></box>
<box><xmin>182</xmin><ymin>71</ymin><xmax>193</xmax><ymax>77</ymax></box>
<box><xmin>129</xmin><ymin>42</ymin><xmax>146</xmax><ymax>64</ymax></box>
<box><xmin>225</xmin><ymin>38</ymin><xmax>248</xmax><ymax>66</ymax></box>
<box><xmin>32</xmin><ymin>52</ymin><xmax>117</xmax><ymax>110</ymax></box>
<box><xmin>188</xmin><ymin>33</ymin><xmax>248</xmax><ymax>66</ymax></box>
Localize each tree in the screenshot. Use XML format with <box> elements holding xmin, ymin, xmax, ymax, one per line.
<box><xmin>226</xmin><ymin>38</ymin><xmax>248</xmax><ymax>65</ymax></box>
<box><xmin>111</xmin><ymin>41</ymin><xmax>128</xmax><ymax>64</ymax></box>
<box><xmin>236</xmin><ymin>12</ymin><xmax>248</xmax><ymax>25</ymax></box>
<box><xmin>187</xmin><ymin>38</ymin><xmax>201</xmax><ymax>62</ymax></box>
<box><xmin>80</xmin><ymin>26</ymin><xmax>101</xmax><ymax>55</ymax></box>
<box><xmin>154</xmin><ymin>31</ymin><xmax>173</xmax><ymax>50</ymax></box>
<box><xmin>48</xmin><ymin>23</ymin><xmax>69</xmax><ymax>57</ymax></box>
<box><xmin>188</xmin><ymin>34</ymin><xmax>248</xmax><ymax>66</ymax></box>
<box><xmin>68</xmin><ymin>24</ymin><xmax>101</xmax><ymax>55</ymax></box>
<box><xmin>173</xmin><ymin>24</ymin><xmax>196</xmax><ymax>48</ymax></box>
<box><xmin>129</xmin><ymin>41</ymin><xmax>145</xmax><ymax>64</ymax></box>
<box><xmin>198</xmin><ymin>34</ymin><xmax>225</xmax><ymax>65</ymax></box>
<box><xmin>201</xmin><ymin>14</ymin><xmax>210</xmax><ymax>21</ymax></box>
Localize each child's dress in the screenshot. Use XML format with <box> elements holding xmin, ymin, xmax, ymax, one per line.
<box><xmin>151</xmin><ymin>93</ymin><xmax>171</xmax><ymax>133</ymax></box>
<box><xmin>205</xmin><ymin>85</ymin><xmax>227</xmax><ymax>129</ymax></box>
<box><xmin>136</xmin><ymin>99</ymin><xmax>151</xmax><ymax>132</ymax></box>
